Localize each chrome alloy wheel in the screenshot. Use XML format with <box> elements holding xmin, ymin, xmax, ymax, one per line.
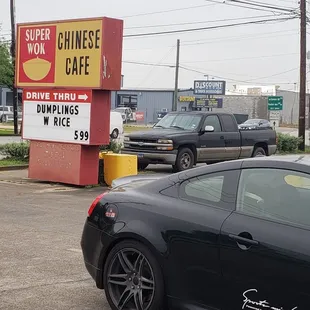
<box><xmin>107</xmin><ymin>248</ymin><xmax>155</xmax><ymax>310</ymax></box>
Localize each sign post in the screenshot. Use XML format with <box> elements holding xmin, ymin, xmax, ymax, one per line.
<box><xmin>16</xmin><ymin>17</ymin><xmax>123</xmax><ymax>185</ymax></box>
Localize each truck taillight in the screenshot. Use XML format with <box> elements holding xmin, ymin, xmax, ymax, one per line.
<box><xmin>88</xmin><ymin>192</ymin><xmax>107</xmax><ymax>216</ymax></box>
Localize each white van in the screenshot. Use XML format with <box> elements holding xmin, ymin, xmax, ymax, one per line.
<box><xmin>110</xmin><ymin>111</ymin><xmax>124</xmax><ymax>139</ymax></box>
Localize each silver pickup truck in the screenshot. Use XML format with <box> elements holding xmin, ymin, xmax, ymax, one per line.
<box><xmin>0</xmin><ymin>106</ymin><xmax>22</xmax><ymax>123</ymax></box>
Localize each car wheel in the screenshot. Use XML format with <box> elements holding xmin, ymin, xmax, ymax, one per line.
<box><xmin>2</xmin><ymin>115</ymin><xmax>7</xmax><ymax>123</ymax></box>
<box><xmin>138</xmin><ymin>163</ymin><xmax>148</xmax><ymax>171</ymax></box>
<box><xmin>174</xmin><ymin>147</ymin><xmax>194</xmax><ymax>172</ymax></box>
<box><xmin>111</xmin><ymin>129</ymin><xmax>119</xmax><ymax>139</ymax></box>
<box><xmin>252</xmin><ymin>147</ymin><xmax>266</xmax><ymax>157</ymax></box>
<box><xmin>103</xmin><ymin>240</ymin><xmax>164</xmax><ymax>310</ymax></box>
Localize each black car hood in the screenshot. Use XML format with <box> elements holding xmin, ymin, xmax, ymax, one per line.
<box><xmin>128</xmin><ymin>128</ymin><xmax>193</xmax><ymax>139</ymax></box>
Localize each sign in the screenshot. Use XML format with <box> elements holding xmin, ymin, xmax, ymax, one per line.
<box><xmin>269</xmin><ymin>111</ymin><xmax>280</xmax><ymax>120</ymax></box>
<box><xmin>268</xmin><ymin>96</ymin><xmax>283</xmax><ymax>111</ymax></box>
<box><xmin>194</xmin><ymin>80</ymin><xmax>226</xmax><ymax>95</ymax></box>
<box><xmin>195</xmin><ymin>98</ymin><xmax>223</xmax><ymax>108</ymax></box>
<box><xmin>179</xmin><ymin>96</ymin><xmax>195</xmax><ymax>102</ymax></box>
<box><xmin>16</xmin><ymin>17</ymin><xmax>124</xmax><ymax>89</ymax></box>
<box><xmin>135</xmin><ymin>111</ymin><xmax>145</xmax><ymax>121</ymax></box>
<box><xmin>22</xmin><ymin>89</ymin><xmax>92</xmax><ymax>144</ymax></box>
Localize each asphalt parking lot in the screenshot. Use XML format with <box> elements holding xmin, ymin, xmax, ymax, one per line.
<box><xmin>0</xmin><ymin>178</ymin><xmax>112</xmax><ymax>310</ymax></box>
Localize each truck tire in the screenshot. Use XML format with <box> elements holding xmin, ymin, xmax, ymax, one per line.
<box><xmin>252</xmin><ymin>147</ymin><xmax>266</xmax><ymax>157</ymax></box>
<box><xmin>173</xmin><ymin>147</ymin><xmax>194</xmax><ymax>172</ymax></box>
<box><xmin>138</xmin><ymin>162</ymin><xmax>148</xmax><ymax>171</ymax></box>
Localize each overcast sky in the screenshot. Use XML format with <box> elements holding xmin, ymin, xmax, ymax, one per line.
<box><xmin>0</xmin><ymin>0</ymin><xmax>305</xmax><ymax>91</ymax></box>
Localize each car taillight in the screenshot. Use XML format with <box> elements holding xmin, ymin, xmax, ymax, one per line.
<box><xmin>88</xmin><ymin>192</ymin><xmax>108</xmax><ymax>216</ymax></box>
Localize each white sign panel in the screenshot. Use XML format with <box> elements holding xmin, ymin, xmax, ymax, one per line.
<box><xmin>22</xmin><ymin>90</ymin><xmax>92</xmax><ymax>144</ymax></box>
<box><xmin>269</xmin><ymin>111</ymin><xmax>280</xmax><ymax>120</ymax></box>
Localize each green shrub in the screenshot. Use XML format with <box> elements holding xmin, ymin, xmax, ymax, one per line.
<box><xmin>99</xmin><ymin>140</ymin><xmax>122</xmax><ymax>154</ymax></box>
<box><xmin>0</xmin><ymin>142</ymin><xmax>30</xmax><ymax>160</ymax></box>
<box><xmin>277</xmin><ymin>133</ymin><xmax>302</xmax><ymax>153</ymax></box>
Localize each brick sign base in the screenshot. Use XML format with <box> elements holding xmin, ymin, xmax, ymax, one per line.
<box><xmin>28</xmin><ymin>141</ymin><xmax>99</xmax><ymax>185</ymax></box>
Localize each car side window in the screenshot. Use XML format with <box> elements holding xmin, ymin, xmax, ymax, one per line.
<box><xmin>203</xmin><ymin>115</ymin><xmax>222</xmax><ymax>132</ymax></box>
<box><xmin>179</xmin><ymin>170</ymin><xmax>238</xmax><ymax>210</ymax></box>
<box><xmin>221</xmin><ymin>114</ymin><xmax>237</xmax><ymax>132</ymax></box>
<box><xmin>236</xmin><ymin>168</ymin><xmax>310</xmax><ymax>228</ymax></box>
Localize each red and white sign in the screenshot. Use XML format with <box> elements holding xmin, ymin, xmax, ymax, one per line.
<box><xmin>22</xmin><ymin>89</ymin><xmax>92</xmax><ymax>145</ymax></box>
<box><xmin>135</xmin><ymin>111</ymin><xmax>144</xmax><ymax>122</ymax></box>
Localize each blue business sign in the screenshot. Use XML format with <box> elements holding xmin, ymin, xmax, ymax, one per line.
<box><xmin>194</xmin><ymin>80</ymin><xmax>226</xmax><ymax>95</ymax></box>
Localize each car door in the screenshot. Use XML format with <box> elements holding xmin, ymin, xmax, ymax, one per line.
<box><xmin>219</xmin><ymin>114</ymin><xmax>241</xmax><ymax>160</ymax></box>
<box><xmin>197</xmin><ymin>114</ymin><xmax>226</xmax><ymax>161</ymax></box>
<box><xmin>162</xmin><ymin>167</ymin><xmax>240</xmax><ymax>310</ymax></box>
<box><xmin>220</xmin><ymin>167</ymin><xmax>310</xmax><ymax>310</ymax></box>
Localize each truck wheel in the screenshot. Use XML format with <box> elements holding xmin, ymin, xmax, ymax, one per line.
<box><xmin>252</xmin><ymin>147</ymin><xmax>266</xmax><ymax>157</ymax></box>
<box><xmin>174</xmin><ymin>147</ymin><xmax>194</xmax><ymax>172</ymax></box>
<box><xmin>138</xmin><ymin>163</ymin><xmax>148</xmax><ymax>171</ymax></box>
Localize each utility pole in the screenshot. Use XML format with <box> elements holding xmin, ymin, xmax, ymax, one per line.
<box><xmin>173</xmin><ymin>39</ymin><xmax>180</xmax><ymax>112</ymax></box>
<box><xmin>298</xmin><ymin>0</ymin><xmax>307</xmax><ymax>151</ymax></box>
<box><xmin>10</xmin><ymin>0</ymin><xmax>18</xmax><ymax>135</ymax></box>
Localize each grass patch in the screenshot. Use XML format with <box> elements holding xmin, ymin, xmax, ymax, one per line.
<box><xmin>0</xmin><ymin>128</ymin><xmax>15</xmax><ymax>136</ymax></box>
<box><xmin>0</xmin><ymin>158</ymin><xmax>28</xmax><ymax>167</ymax></box>
<box><xmin>278</xmin><ymin>147</ymin><xmax>310</xmax><ymax>155</ymax></box>
<box><xmin>124</xmin><ymin>125</ymin><xmax>150</xmax><ymax>133</ymax></box>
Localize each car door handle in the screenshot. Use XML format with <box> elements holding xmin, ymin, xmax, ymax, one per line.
<box><xmin>220</xmin><ymin>136</ymin><xmax>224</xmax><ymax>139</ymax></box>
<box><xmin>229</xmin><ymin>234</ymin><xmax>259</xmax><ymax>246</ymax></box>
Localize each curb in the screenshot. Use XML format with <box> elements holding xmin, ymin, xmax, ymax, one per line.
<box><xmin>0</xmin><ymin>165</ymin><xmax>29</xmax><ymax>172</ymax></box>
<box><xmin>0</xmin><ymin>134</ymin><xmax>21</xmax><ymax>137</ymax></box>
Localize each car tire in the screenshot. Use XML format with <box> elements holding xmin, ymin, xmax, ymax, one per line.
<box><xmin>111</xmin><ymin>129</ymin><xmax>119</xmax><ymax>139</ymax></box>
<box><xmin>103</xmin><ymin>240</ymin><xmax>165</xmax><ymax>310</ymax></box>
<box><xmin>252</xmin><ymin>147</ymin><xmax>266</xmax><ymax>157</ymax></box>
<box><xmin>173</xmin><ymin>147</ymin><xmax>194</xmax><ymax>172</ymax></box>
<box><xmin>2</xmin><ymin>115</ymin><xmax>7</xmax><ymax>123</ymax></box>
<box><xmin>138</xmin><ymin>163</ymin><xmax>148</xmax><ymax>171</ymax></box>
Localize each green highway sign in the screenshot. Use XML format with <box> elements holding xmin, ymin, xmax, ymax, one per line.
<box><xmin>268</xmin><ymin>96</ymin><xmax>283</xmax><ymax>111</ymax></box>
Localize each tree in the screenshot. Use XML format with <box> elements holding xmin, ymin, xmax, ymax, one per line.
<box><xmin>0</xmin><ymin>40</ymin><xmax>14</xmax><ymax>90</ymax></box>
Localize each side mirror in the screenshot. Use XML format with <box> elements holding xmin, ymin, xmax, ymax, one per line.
<box><xmin>204</xmin><ymin>125</ymin><xmax>215</xmax><ymax>132</ymax></box>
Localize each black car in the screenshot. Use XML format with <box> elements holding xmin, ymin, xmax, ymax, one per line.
<box><xmin>81</xmin><ymin>155</ymin><xmax>310</xmax><ymax>310</ymax></box>
<box><xmin>239</xmin><ymin>118</ymin><xmax>272</xmax><ymax>130</ymax></box>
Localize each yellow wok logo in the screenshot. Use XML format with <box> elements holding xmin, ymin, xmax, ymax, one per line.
<box><xmin>22</xmin><ymin>57</ymin><xmax>52</xmax><ymax>81</ymax></box>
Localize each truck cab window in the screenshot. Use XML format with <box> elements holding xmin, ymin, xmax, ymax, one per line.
<box><xmin>203</xmin><ymin>115</ymin><xmax>222</xmax><ymax>132</ymax></box>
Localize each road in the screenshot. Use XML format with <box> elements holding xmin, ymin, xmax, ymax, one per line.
<box><xmin>0</xmin><ymin>178</ymin><xmax>111</xmax><ymax>310</ymax></box>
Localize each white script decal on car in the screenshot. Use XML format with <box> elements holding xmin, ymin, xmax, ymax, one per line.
<box><xmin>242</xmin><ymin>289</ymin><xmax>298</xmax><ymax>310</ymax></box>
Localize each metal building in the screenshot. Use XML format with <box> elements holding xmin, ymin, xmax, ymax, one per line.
<box><xmin>111</xmin><ymin>89</ymin><xmax>174</xmax><ymax>124</ymax></box>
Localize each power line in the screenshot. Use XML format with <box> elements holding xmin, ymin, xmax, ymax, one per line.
<box><xmin>179</xmin><ymin>65</ymin><xmax>298</xmax><ymax>84</ymax></box>
<box><xmin>124</xmin><ymin>51</ymin><xmax>298</xmax><ymax>66</ymax></box>
<box><xmin>229</xmin><ymin>0</ymin><xmax>298</xmax><ymax>12</ymax></box>
<box><xmin>125</xmin><ymin>13</ymin><xmax>287</xmax><ymax>30</ymax></box>
<box><xmin>120</xmin><ymin>3</ymin><xmax>217</xmax><ymax>18</ymax></box>
<box><xmin>137</xmin><ymin>46</ymin><xmax>176</xmax><ymax>87</ymax></box>
<box><xmin>181</xmin><ymin>52</ymin><xmax>298</xmax><ymax>64</ymax></box>
<box><xmin>122</xmin><ymin>61</ymin><xmax>298</xmax><ymax>85</ymax></box>
<box><xmin>123</xmin><ymin>16</ymin><xmax>297</xmax><ymax>38</ymax></box>
<box><xmin>123</xmin><ymin>29</ymin><xmax>298</xmax><ymax>51</ymax></box>
<box><xmin>205</xmin><ymin>0</ymin><xmax>297</xmax><ymax>13</ymax></box>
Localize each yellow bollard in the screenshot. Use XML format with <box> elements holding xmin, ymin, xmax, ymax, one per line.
<box><xmin>102</xmin><ymin>153</ymin><xmax>137</xmax><ymax>186</ymax></box>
